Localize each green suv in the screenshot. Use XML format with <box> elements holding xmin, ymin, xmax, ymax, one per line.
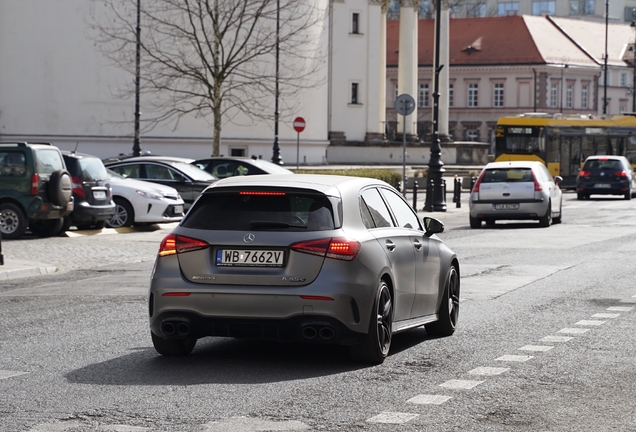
<box><xmin>0</xmin><ymin>142</ymin><xmax>74</xmax><ymax>239</ymax></box>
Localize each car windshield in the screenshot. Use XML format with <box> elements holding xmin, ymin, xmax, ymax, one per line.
<box><xmin>79</xmin><ymin>157</ymin><xmax>109</xmax><ymax>181</ymax></box>
<box><xmin>171</xmin><ymin>162</ymin><xmax>217</xmax><ymax>181</ymax></box>
<box><xmin>182</xmin><ymin>189</ymin><xmax>337</xmax><ymax>231</ymax></box>
<box><xmin>482</xmin><ymin>168</ymin><xmax>533</xmax><ymax>183</ymax></box>
<box><xmin>107</xmin><ymin>168</ymin><xmax>124</xmax><ymax>179</ymax></box>
<box><xmin>249</xmin><ymin>159</ymin><xmax>294</xmax><ymax>174</ymax></box>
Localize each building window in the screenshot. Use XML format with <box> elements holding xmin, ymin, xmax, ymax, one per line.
<box><xmin>418</xmin><ymin>83</ymin><xmax>429</xmax><ymax>108</ymax></box>
<box><xmin>493</xmin><ymin>83</ymin><xmax>504</xmax><ymax>107</ymax></box>
<box><xmin>550</xmin><ymin>83</ymin><xmax>558</xmax><ymax>108</ymax></box>
<box><xmin>620</xmin><ymin>100</ymin><xmax>628</xmax><ymax>113</ymax></box>
<box><xmin>466</xmin><ymin>2</ymin><xmax>487</xmax><ymax>17</ymax></box>
<box><xmin>620</xmin><ymin>72</ymin><xmax>629</xmax><ymax>87</ymax></box>
<box><xmin>566</xmin><ymin>84</ymin><xmax>573</xmax><ymax>108</ymax></box>
<box><xmin>532</xmin><ymin>0</ymin><xmax>556</xmax><ymax>15</ymax></box>
<box><xmin>394</xmin><ymin>83</ymin><xmax>399</xmax><ymax>102</ymax></box>
<box><xmin>468</xmin><ymin>83</ymin><xmax>479</xmax><ymax>108</ymax></box>
<box><xmin>569</xmin><ymin>0</ymin><xmax>594</xmax><ymax>15</ymax></box>
<box><xmin>418</xmin><ymin>1</ymin><xmax>433</xmax><ymax>18</ymax></box>
<box><xmin>352</xmin><ymin>12</ymin><xmax>360</xmax><ymax>34</ymax></box>
<box><xmin>498</xmin><ymin>1</ymin><xmax>519</xmax><ymax>15</ymax></box>
<box><xmin>351</xmin><ymin>82</ymin><xmax>359</xmax><ymax>104</ymax></box>
<box><xmin>465</xmin><ymin>128</ymin><xmax>480</xmax><ymax>141</ymax></box>
<box><xmin>582</xmin><ymin>84</ymin><xmax>589</xmax><ymax>109</ymax></box>
<box><xmin>449</xmin><ymin>84</ymin><xmax>454</xmax><ymax>107</ymax></box>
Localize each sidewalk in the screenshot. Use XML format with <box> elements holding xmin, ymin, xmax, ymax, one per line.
<box><xmin>0</xmin><ymin>259</ymin><xmax>57</xmax><ymax>281</ymax></box>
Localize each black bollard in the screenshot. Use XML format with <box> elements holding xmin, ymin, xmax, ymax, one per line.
<box><xmin>424</xmin><ymin>178</ymin><xmax>434</xmax><ymax>212</ymax></box>
<box><xmin>412</xmin><ymin>180</ymin><xmax>418</xmax><ymax>210</ymax></box>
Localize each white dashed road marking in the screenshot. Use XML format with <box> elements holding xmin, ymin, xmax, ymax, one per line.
<box><xmin>202</xmin><ymin>417</ymin><xmax>311</xmax><ymax>431</ymax></box>
<box><xmin>0</xmin><ymin>370</ymin><xmax>28</xmax><ymax>380</ymax></box>
<box><xmin>592</xmin><ymin>313</ymin><xmax>620</xmax><ymax>319</ymax></box>
<box><xmin>575</xmin><ymin>320</ymin><xmax>606</xmax><ymax>326</ymax></box>
<box><xmin>407</xmin><ymin>394</ymin><xmax>453</xmax><ymax>405</ymax></box>
<box><xmin>541</xmin><ymin>335</ymin><xmax>574</xmax><ymax>342</ymax></box>
<box><xmin>607</xmin><ymin>306</ymin><xmax>633</xmax><ymax>311</ymax></box>
<box><xmin>468</xmin><ymin>367</ymin><xmax>510</xmax><ymax>376</ymax></box>
<box><xmin>518</xmin><ymin>345</ymin><xmax>554</xmax><ymax>352</ymax></box>
<box><xmin>366</xmin><ymin>412</ymin><xmax>419</xmax><ymax>424</ymax></box>
<box><xmin>558</xmin><ymin>327</ymin><xmax>590</xmax><ymax>334</ymax></box>
<box><xmin>496</xmin><ymin>355</ymin><xmax>533</xmax><ymax>362</ymax></box>
<box><xmin>439</xmin><ymin>379</ymin><xmax>484</xmax><ymax>389</ymax></box>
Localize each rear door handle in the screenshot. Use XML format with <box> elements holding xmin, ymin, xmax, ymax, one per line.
<box><xmin>385</xmin><ymin>240</ymin><xmax>396</xmax><ymax>251</ymax></box>
<box><xmin>413</xmin><ymin>240</ymin><xmax>422</xmax><ymax>251</ymax></box>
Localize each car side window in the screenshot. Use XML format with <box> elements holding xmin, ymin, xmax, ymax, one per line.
<box><xmin>146</xmin><ymin>164</ymin><xmax>174</xmax><ymax>180</ymax></box>
<box><xmin>0</xmin><ymin>151</ymin><xmax>27</xmax><ymax>177</ymax></box>
<box><xmin>360</xmin><ymin>188</ymin><xmax>394</xmax><ymax>228</ymax></box>
<box><xmin>379</xmin><ymin>187</ymin><xmax>421</xmax><ymax>230</ymax></box>
<box><xmin>110</xmin><ymin>164</ymin><xmax>140</xmax><ymax>178</ymax></box>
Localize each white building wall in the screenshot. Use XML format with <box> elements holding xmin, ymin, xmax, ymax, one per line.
<box><xmin>0</xmin><ymin>0</ymin><xmax>331</xmax><ymax>164</ymax></box>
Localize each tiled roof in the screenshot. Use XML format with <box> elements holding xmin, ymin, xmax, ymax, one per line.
<box><xmin>386</xmin><ymin>15</ymin><xmax>602</xmax><ymax>68</ymax></box>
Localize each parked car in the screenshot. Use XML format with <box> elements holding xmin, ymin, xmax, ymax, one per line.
<box><xmin>106</xmin><ymin>169</ymin><xmax>185</xmax><ymax>228</ymax></box>
<box><xmin>104</xmin><ymin>156</ymin><xmax>217</xmax><ymax>210</ymax></box>
<box><xmin>61</xmin><ymin>151</ymin><xmax>116</xmax><ymax>231</ymax></box>
<box><xmin>0</xmin><ymin>142</ymin><xmax>73</xmax><ymax>239</ymax></box>
<box><xmin>576</xmin><ymin>155</ymin><xmax>636</xmax><ymax>200</ymax></box>
<box><xmin>148</xmin><ymin>174</ymin><xmax>460</xmax><ymax>364</ymax></box>
<box><xmin>469</xmin><ymin>161</ymin><xmax>563</xmax><ymax>228</ymax></box>
<box><xmin>191</xmin><ymin>156</ymin><xmax>294</xmax><ymax>178</ymax></box>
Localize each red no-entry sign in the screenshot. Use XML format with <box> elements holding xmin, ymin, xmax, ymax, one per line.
<box><xmin>293</xmin><ymin>117</ymin><xmax>306</xmax><ymax>133</ymax></box>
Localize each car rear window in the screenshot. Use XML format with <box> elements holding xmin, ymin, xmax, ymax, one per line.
<box><xmin>182</xmin><ymin>189</ymin><xmax>339</xmax><ymax>231</ymax></box>
<box><xmin>36</xmin><ymin>149</ymin><xmax>65</xmax><ymax>174</ymax></box>
<box><xmin>583</xmin><ymin>159</ymin><xmax>623</xmax><ymax>171</ymax></box>
<box><xmin>0</xmin><ymin>151</ymin><xmax>27</xmax><ymax>177</ymax></box>
<box><xmin>78</xmin><ymin>157</ymin><xmax>109</xmax><ymax>181</ymax></box>
<box><xmin>482</xmin><ymin>168</ymin><xmax>533</xmax><ymax>183</ymax></box>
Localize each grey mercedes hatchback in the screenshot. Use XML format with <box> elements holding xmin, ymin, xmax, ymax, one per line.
<box><xmin>149</xmin><ymin>174</ymin><xmax>460</xmax><ymax>364</ymax></box>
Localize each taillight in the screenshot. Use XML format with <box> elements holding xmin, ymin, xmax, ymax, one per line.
<box><xmin>158</xmin><ymin>234</ymin><xmax>209</xmax><ymax>257</ymax></box>
<box><xmin>614</xmin><ymin>171</ymin><xmax>628</xmax><ymax>177</ymax></box>
<box><xmin>71</xmin><ymin>176</ymin><xmax>86</xmax><ymax>198</ymax></box>
<box><xmin>579</xmin><ymin>170</ymin><xmax>592</xmax><ymax>177</ymax></box>
<box><xmin>532</xmin><ymin>172</ymin><xmax>542</xmax><ymax>191</ymax></box>
<box><xmin>472</xmin><ymin>170</ymin><xmax>486</xmax><ymax>193</ymax></box>
<box><xmin>30</xmin><ymin>173</ymin><xmax>40</xmax><ymax>195</ymax></box>
<box><xmin>290</xmin><ymin>237</ymin><xmax>361</xmax><ymax>261</ymax></box>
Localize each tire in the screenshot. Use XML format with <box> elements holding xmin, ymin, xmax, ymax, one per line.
<box><xmin>552</xmin><ymin>202</ymin><xmax>562</xmax><ymax>224</ymax></box>
<box><xmin>77</xmin><ymin>220</ymin><xmax>107</xmax><ymax>230</ymax></box>
<box><xmin>0</xmin><ymin>203</ymin><xmax>27</xmax><ymax>239</ymax></box>
<box><xmin>151</xmin><ymin>331</ymin><xmax>196</xmax><ymax>356</ymax></box>
<box><xmin>469</xmin><ymin>216</ymin><xmax>481</xmax><ymax>229</ymax></box>
<box><xmin>58</xmin><ymin>216</ymin><xmax>72</xmax><ymax>235</ymax></box>
<box><xmin>577</xmin><ymin>192</ymin><xmax>584</xmax><ymax>200</ymax></box>
<box><xmin>625</xmin><ymin>190</ymin><xmax>631</xmax><ymax>200</ymax></box>
<box><xmin>106</xmin><ymin>198</ymin><xmax>134</xmax><ymax>228</ymax></box>
<box><xmin>485</xmin><ymin>220</ymin><xmax>496</xmax><ymax>227</ymax></box>
<box><xmin>350</xmin><ymin>280</ymin><xmax>393</xmax><ymax>364</ymax></box>
<box><xmin>539</xmin><ymin>201</ymin><xmax>552</xmax><ymax>227</ymax></box>
<box><xmin>29</xmin><ymin>218</ymin><xmax>64</xmax><ymax>238</ymax></box>
<box><xmin>48</xmin><ymin>169</ymin><xmax>72</xmax><ymax>207</ymax></box>
<box><xmin>425</xmin><ymin>264</ymin><xmax>460</xmax><ymax>337</ymax></box>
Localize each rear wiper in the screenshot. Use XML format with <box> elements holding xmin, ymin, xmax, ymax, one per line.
<box><xmin>248</xmin><ymin>221</ymin><xmax>307</xmax><ymax>229</ymax></box>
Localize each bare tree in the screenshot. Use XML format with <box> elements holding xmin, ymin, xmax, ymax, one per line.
<box><xmin>90</xmin><ymin>0</ymin><xmax>326</xmax><ymax>156</ymax></box>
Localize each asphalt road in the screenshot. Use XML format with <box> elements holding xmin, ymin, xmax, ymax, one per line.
<box><xmin>0</xmin><ymin>191</ymin><xmax>635</xmax><ymax>431</ymax></box>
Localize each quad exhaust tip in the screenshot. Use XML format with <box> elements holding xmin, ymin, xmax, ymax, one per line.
<box><xmin>161</xmin><ymin>321</ymin><xmax>191</xmax><ymax>336</ymax></box>
<box><xmin>301</xmin><ymin>325</ymin><xmax>335</xmax><ymax>340</ymax></box>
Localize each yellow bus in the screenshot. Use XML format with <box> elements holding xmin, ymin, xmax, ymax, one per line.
<box><xmin>495</xmin><ymin>113</ymin><xmax>636</xmax><ymax>188</ymax></box>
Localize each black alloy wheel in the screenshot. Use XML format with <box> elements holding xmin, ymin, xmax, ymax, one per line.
<box><xmin>425</xmin><ymin>264</ymin><xmax>460</xmax><ymax>337</ymax></box>
<box><xmin>350</xmin><ymin>280</ymin><xmax>393</xmax><ymax>364</ymax></box>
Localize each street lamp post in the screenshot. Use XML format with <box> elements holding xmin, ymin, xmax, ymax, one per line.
<box><xmin>426</xmin><ymin>0</ymin><xmax>446</xmax><ymax>212</ymax></box>
<box><xmin>271</xmin><ymin>0</ymin><xmax>282</xmax><ymax>165</ymax></box>
<box><xmin>603</xmin><ymin>0</ymin><xmax>609</xmax><ymax>115</ymax></box>
<box><xmin>560</xmin><ymin>64</ymin><xmax>568</xmax><ymax>113</ymax></box>
<box><xmin>133</xmin><ymin>0</ymin><xmax>142</xmax><ymax>157</ymax></box>
<box><xmin>631</xmin><ymin>8</ymin><xmax>636</xmax><ymax>112</ymax></box>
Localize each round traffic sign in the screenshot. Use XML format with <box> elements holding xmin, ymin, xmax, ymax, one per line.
<box><xmin>293</xmin><ymin>117</ymin><xmax>306</xmax><ymax>133</ymax></box>
<box><xmin>395</xmin><ymin>94</ymin><xmax>415</xmax><ymax>116</ymax></box>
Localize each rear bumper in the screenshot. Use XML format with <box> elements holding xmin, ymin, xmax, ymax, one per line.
<box><xmin>577</xmin><ymin>182</ymin><xmax>630</xmax><ymax>195</ymax></box>
<box><xmin>469</xmin><ymin>199</ymin><xmax>547</xmax><ymax>221</ymax></box>
<box><xmin>71</xmin><ymin>201</ymin><xmax>116</xmax><ymax>222</ymax></box>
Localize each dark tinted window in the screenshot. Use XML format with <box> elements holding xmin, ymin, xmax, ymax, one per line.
<box><xmin>583</xmin><ymin>159</ymin><xmax>624</xmax><ymax>171</ymax></box>
<box><xmin>360</xmin><ymin>188</ymin><xmax>393</xmax><ymax>228</ymax></box>
<box><xmin>379</xmin><ymin>188</ymin><xmax>421</xmax><ymax>230</ymax></box>
<box><xmin>109</xmin><ymin>164</ymin><xmax>140</xmax><ymax>178</ymax></box>
<box><xmin>483</xmin><ymin>168</ymin><xmax>533</xmax><ymax>183</ymax></box>
<box><xmin>182</xmin><ymin>189</ymin><xmax>337</xmax><ymax>231</ymax></box>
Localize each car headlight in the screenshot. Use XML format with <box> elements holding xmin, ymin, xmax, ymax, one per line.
<box><xmin>136</xmin><ymin>190</ymin><xmax>164</xmax><ymax>200</ymax></box>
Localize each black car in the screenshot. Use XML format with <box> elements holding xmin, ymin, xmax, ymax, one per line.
<box><xmin>61</xmin><ymin>151</ymin><xmax>116</xmax><ymax>230</ymax></box>
<box><xmin>104</xmin><ymin>156</ymin><xmax>217</xmax><ymax>210</ymax></box>
<box><xmin>576</xmin><ymin>155</ymin><xmax>636</xmax><ymax>200</ymax></box>
<box><xmin>191</xmin><ymin>157</ymin><xmax>294</xmax><ymax>178</ymax></box>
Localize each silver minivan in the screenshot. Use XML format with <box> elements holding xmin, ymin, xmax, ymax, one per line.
<box><xmin>469</xmin><ymin>161</ymin><xmax>563</xmax><ymax>228</ymax></box>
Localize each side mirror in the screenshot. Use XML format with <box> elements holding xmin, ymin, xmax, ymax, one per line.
<box><xmin>423</xmin><ymin>216</ymin><xmax>444</xmax><ymax>236</ymax></box>
<box><xmin>555</xmin><ymin>175</ymin><xmax>563</xmax><ymax>184</ymax></box>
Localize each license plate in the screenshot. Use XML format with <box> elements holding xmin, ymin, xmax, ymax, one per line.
<box><xmin>594</xmin><ymin>184</ymin><xmax>611</xmax><ymax>188</ymax></box>
<box><xmin>216</xmin><ymin>249</ymin><xmax>284</xmax><ymax>267</ymax></box>
<box><xmin>493</xmin><ymin>203</ymin><xmax>519</xmax><ymax>210</ymax></box>
<box><xmin>93</xmin><ymin>191</ymin><xmax>107</xmax><ymax>199</ymax></box>
<box><xmin>173</xmin><ymin>205</ymin><xmax>183</xmax><ymax>214</ymax></box>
